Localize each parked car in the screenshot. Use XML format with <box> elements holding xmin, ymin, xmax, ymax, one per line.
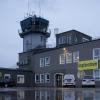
<box><xmin>63</xmin><ymin>74</ymin><xmax>75</xmax><ymax>87</ymax></box>
<box><xmin>0</xmin><ymin>78</ymin><xmax>16</xmax><ymax>87</ymax></box>
<box><xmin>82</xmin><ymin>76</ymin><xmax>95</xmax><ymax>87</ymax></box>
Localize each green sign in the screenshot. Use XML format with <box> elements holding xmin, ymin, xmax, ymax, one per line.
<box><xmin>78</xmin><ymin>60</ymin><xmax>98</xmax><ymax>70</ymax></box>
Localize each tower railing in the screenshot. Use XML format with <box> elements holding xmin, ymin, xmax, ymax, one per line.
<box><xmin>18</xmin><ymin>28</ymin><xmax>51</xmax><ymax>34</ymax></box>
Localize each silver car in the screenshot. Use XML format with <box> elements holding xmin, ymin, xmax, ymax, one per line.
<box><xmin>82</xmin><ymin>76</ymin><xmax>95</xmax><ymax>87</ymax></box>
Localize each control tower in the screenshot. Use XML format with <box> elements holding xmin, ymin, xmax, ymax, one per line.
<box><xmin>19</xmin><ymin>15</ymin><xmax>51</xmax><ymax>52</ymax></box>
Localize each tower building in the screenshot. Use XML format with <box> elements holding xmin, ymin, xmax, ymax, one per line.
<box><xmin>19</xmin><ymin>15</ymin><xmax>51</xmax><ymax>52</ymax></box>
<box><xmin>17</xmin><ymin>14</ymin><xmax>100</xmax><ymax>88</ymax></box>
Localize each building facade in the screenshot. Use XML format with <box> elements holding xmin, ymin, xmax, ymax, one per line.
<box><xmin>1</xmin><ymin>15</ymin><xmax>100</xmax><ymax>87</ymax></box>
<box><xmin>0</xmin><ymin>68</ymin><xmax>34</xmax><ymax>87</ymax></box>
<box><xmin>17</xmin><ymin>15</ymin><xmax>100</xmax><ymax>87</ymax></box>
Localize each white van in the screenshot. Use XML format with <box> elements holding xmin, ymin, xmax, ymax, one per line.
<box><xmin>63</xmin><ymin>74</ymin><xmax>75</xmax><ymax>87</ymax></box>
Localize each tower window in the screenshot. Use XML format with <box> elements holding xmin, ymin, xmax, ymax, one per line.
<box><xmin>41</xmin><ymin>36</ymin><xmax>43</xmax><ymax>42</ymax></box>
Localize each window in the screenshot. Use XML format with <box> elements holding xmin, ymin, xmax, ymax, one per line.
<box><xmin>40</xmin><ymin>58</ymin><xmax>44</xmax><ymax>67</ymax></box>
<box><xmin>73</xmin><ymin>51</ymin><xmax>79</xmax><ymax>62</ymax></box>
<box><xmin>82</xmin><ymin>38</ymin><xmax>89</xmax><ymax>42</ymax></box>
<box><xmin>45</xmin><ymin>73</ymin><xmax>50</xmax><ymax>83</ymax></box>
<box><xmin>40</xmin><ymin>74</ymin><xmax>44</xmax><ymax>83</ymax></box>
<box><xmin>68</xmin><ymin>35</ymin><xmax>72</xmax><ymax>44</ymax></box>
<box><xmin>26</xmin><ymin>40</ymin><xmax>31</xmax><ymax>51</ymax></box>
<box><xmin>41</xmin><ymin>36</ymin><xmax>43</xmax><ymax>42</ymax></box>
<box><xmin>93</xmin><ymin>48</ymin><xmax>100</xmax><ymax>59</ymax></box>
<box><xmin>93</xmin><ymin>69</ymin><xmax>100</xmax><ymax>80</ymax></box>
<box><xmin>4</xmin><ymin>74</ymin><xmax>11</xmax><ymax>80</ymax></box>
<box><xmin>74</xmin><ymin>35</ymin><xmax>78</xmax><ymax>43</ymax></box>
<box><xmin>58</xmin><ymin>36</ymin><xmax>66</xmax><ymax>44</ymax></box>
<box><xmin>66</xmin><ymin>53</ymin><xmax>72</xmax><ymax>63</ymax></box>
<box><xmin>45</xmin><ymin>57</ymin><xmax>50</xmax><ymax>66</ymax></box>
<box><xmin>66</xmin><ymin>35</ymin><xmax>72</xmax><ymax>44</ymax></box>
<box><xmin>24</xmin><ymin>58</ymin><xmax>28</xmax><ymax>64</ymax></box>
<box><xmin>59</xmin><ymin>54</ymin><xmax>65</xmax><ymax>64</ymax></box>
<box><xmin>58</xmin><ymin>37</ymin><xmax>61</xmax><ymax>44</ymax></box>
<box><xmin>62</xmin><ymin>36</ymin><xmax>66</xmax><ymax>44</ymax></box>
<box><xmin>35</xmin><ymin>74</ymin><xmax>40</xmax><ymax>83</ymax></box>
<box><xmin>17</xmin><ymin>75</ymin><xmax>24</xmax><ymax>84</ymax></box>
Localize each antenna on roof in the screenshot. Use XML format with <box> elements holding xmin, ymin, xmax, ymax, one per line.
<box><xmin>38</xmin><ymin>0</ymin><xmax>41</xmax><ymax>17</ymax></box>
<box><xmin>26</xmin><ymin>0</ymin><xmax>32</xmax><ymax>17</ymax></box>
<box><xmin>27</xmin><ymin>0</ymin><xmax>30</xmax><ymax>14</ymax></box>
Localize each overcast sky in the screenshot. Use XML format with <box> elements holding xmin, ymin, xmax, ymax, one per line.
<box><xmin>0</xmin><ymin>0</ymin><xmax>100</xmax><ymax>68</ymax></box>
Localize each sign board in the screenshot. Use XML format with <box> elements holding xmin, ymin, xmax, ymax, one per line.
<box><xmin>78</xmin><ymin>60</ymin><xmax>98</xmax><ymax>70</ymax></box>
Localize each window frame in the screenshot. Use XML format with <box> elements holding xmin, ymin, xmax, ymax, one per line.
<box><xmin>35</xmin><ymin>74</ymin><xmax>40</xmax><ymax>83</ymax></box>
<box><xmin>45</xmin><ymin>73</ymin><xmax>50</xmax><ymax>83</ymax></box>
<box><xmin>45</xmin><ymin>57</ymin><xmax>50</xmax><ymax>66</ymax></box>
<box><xmin>58</xmin><ymin>36</ymin><xmax>66</xmax><ymax>44</ymax></box>
<box><xmin>40</xmin><ymin>36</ymin><xmax>43</xmax><ymax>42</ymax></box>
<box><xmin>93</xmin><ymin>69</ymin><xmax>100</xmax><ymax>80</ymax></box>
<box><xmin>66</xmin><ymin>35</ymin><xmax>72</xmax><ymax>44</ymax></box>
<box><xmin>66</xmin><ymin>53</ymin><xmax>72</xmax><ymax>63</ymax></box>
<box><xmin>4</xmin><ymin>74</ymin><xmax>11</xmax><ymax>79</ymax></box>
<box><xmin>59</xmin><ymin>54</ymin><xmax>65</xmax><ymax>64</ymax></box>
<box><xmin>82</xmin><ymin>38</ymin><xmax>89</xmax><ymax>42</ymax></box>
<box><xmin>40</xmin><ymin>58</ymin><xmax>44</xmax><ymax>67</ymax></box>
<box><xmin>40</xmin><ymin>74</ymin><xmax>44</xmax><ymax>83</ymax></box>
<box><xmin>93</xmin><ymin>48</ymin><xmax>100</xmax><ymax>60</ymax></box>
<box><xmin>73</xmin><ymin>51</ymin><xmax>79</xmax><ymax>62</ymax></box>
<box><xmin>17</xmin><ymin>75</ymin><xmax>25</xmax><ymax>84</ymax></box>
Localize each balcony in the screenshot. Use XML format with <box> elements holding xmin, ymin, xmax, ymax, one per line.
<box><xmin>18</xmin><ymin>27</ymin><xmax>51</xmax><ymax>38</ymax></box>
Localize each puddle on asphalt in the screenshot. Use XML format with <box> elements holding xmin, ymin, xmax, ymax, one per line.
<box><xmin>0</xmin><ymin>88</ymin><xmax>100</xmax><ymax>100</ymax></box>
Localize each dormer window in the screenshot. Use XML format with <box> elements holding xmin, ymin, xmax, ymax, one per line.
<box><xmin>82</xmin><ymin>38</ymin><xmax>89</xmax><ymax>42</ymax></box>
<box><xmin>66</xmin><ymin>35</ymin><xmax>72</xmax><ymax>44</ymax></box>
<box><xmin>58</xmin><ymin>36</ymin><xmax>66</xmax><ymax>44</ymax></box>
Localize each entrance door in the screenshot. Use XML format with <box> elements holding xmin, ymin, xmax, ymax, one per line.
<box><xmin>55</xmin><ymin>74</ymin><xmax>63</xmax><ymax>87</ymax></box>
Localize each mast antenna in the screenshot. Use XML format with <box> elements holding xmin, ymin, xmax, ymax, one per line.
<box><xmin>27</xmin><ymin>0</ymin><xmax>31</xmax><ymax>16</ymax></box>
<box><xmin>38</xmin><ymin>0</ymin><xmax>41</xmax><ymax>17</ymax></box>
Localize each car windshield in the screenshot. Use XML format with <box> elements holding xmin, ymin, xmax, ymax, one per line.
<box><xmin>83</xmin><ymin>76</ymin><xmax>93</xmax><ymax>79</ymax></box>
